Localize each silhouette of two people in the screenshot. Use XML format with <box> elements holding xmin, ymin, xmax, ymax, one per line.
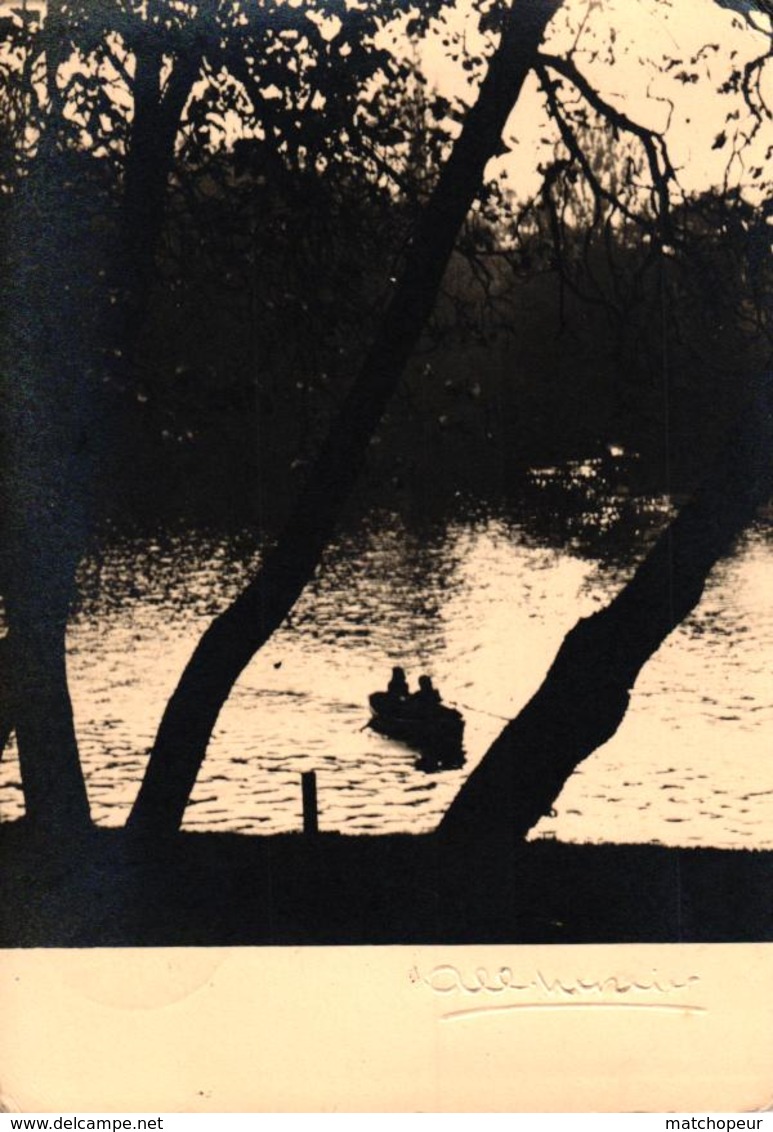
<box><xmin>386</xmin><ymin>667</ymin><xmax>441</xmax><ymax>711</ymax></box>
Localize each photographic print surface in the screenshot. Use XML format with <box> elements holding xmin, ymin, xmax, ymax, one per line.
<box><xmin>0</xmin><ymin>0</ymin><xmax>771</xmax><ymax>950</ymax></box>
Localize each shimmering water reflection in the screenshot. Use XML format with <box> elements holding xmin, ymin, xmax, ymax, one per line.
<box><xmin>0</xmin><ymin>512</ymin><xmax>770</xmax><ymax>847</ymax></box>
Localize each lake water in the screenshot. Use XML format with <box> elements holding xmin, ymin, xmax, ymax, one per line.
<box><xmin>1</xmin><ymin>473</ymin><xmax>771</xmax><ymax>849</ymax></box>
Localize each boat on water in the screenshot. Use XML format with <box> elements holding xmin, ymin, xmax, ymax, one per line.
<box><xmin>368</xmin><ymin>691</ymin><xmax>465</xmax><ymax>762</ymax></box>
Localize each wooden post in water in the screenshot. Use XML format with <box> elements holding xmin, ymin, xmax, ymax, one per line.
<box><xmin>302</xmin><ymin>770</ymin><xmax>318</xmax><ymax>836</ymax></box>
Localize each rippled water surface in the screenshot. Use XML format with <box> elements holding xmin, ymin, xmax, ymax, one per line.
<box><xmin>1</xmin><ymin>500</ymin><xmax>771</xmax><ymax>848</ymax></box>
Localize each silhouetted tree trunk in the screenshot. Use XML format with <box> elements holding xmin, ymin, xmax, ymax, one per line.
<box><xmin>0</xmin><ymin>156</ymin><xmax>98</xmax><ymax>834</ymax></box>
<box><xmin>439</xmin><ymin>378</ymin><xmax>773</xmax><ymax>847</ymax></box>
<box><xmin>0</xmin><ymin>17</ymin><xmax>209</xmax><ymax>833</ymax></box>
<box><xmin>127</xmin><ymin>0</ymin><xmax>564</xmax><ymax>838</ymax></box>
<box><xmin>119</xmin><ymin>31</ymin><xmax>209</xmax><ymax>330</ymax></box>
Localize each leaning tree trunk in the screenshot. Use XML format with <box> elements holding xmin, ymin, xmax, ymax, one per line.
<box><xmin>127</xmin><ymin>0</ymin><xmax>564</xmax><ymax>838</ymax></box>
<box><xmin>438</xmin><ymin>376</ymin><xmax>773</xmax><ymax>847</ymax></box>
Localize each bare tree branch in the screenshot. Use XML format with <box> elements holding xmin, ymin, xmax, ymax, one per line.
<box><xmin>537</xmin><ymin>50</ymin><xmax>677</xmax><ymax>240</ymax></box>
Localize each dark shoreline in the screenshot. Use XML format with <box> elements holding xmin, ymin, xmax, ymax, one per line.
<box><xmin>2</xmin><ymin>821</ymin><xmax>770</xmax><ymax>948</ymax></box>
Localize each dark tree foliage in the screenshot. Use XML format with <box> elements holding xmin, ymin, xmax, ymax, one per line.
<box><xmin>0</xmin><ymin>0</ymin><xmax>460</xmax><ymax>831</ymax></box>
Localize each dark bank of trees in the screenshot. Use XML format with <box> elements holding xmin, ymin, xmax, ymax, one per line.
<box><xmin>0</xmin><ymin>0</ymin><xmax>770</xmax><ymax>852</ymax></box>
<box><xmin>0</xmin><ymin>0</ymin><xmax>457</xmax><ymax>835</ymax></box>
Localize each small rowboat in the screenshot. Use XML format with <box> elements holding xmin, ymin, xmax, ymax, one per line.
<box><xmin>368</xmin><ymin>691</ymin><xmax>465</xmax><ymax>758</ymax></box>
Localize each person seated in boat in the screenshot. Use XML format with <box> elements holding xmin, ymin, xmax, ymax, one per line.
<box><xmin>415</xmin><ymin>674</ymin><xmax>441</xmax><ymax>708</ymax></box>
<box><xmin>387</xmin><ymin>665</ymin><xmax>410</xmax><ymax>700</ymax></box>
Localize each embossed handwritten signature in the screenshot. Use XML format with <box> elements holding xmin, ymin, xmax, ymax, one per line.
<box><xmin>410</xmin><ymin>965</ymin><xmax>704</xmax><ymax>1020</ymax></box>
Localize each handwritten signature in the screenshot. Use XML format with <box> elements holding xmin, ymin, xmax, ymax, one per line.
<box><xmin>410</xmin><ymin>965</ymin><xmax>703</xmax><ymax>1018</ymax></box>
